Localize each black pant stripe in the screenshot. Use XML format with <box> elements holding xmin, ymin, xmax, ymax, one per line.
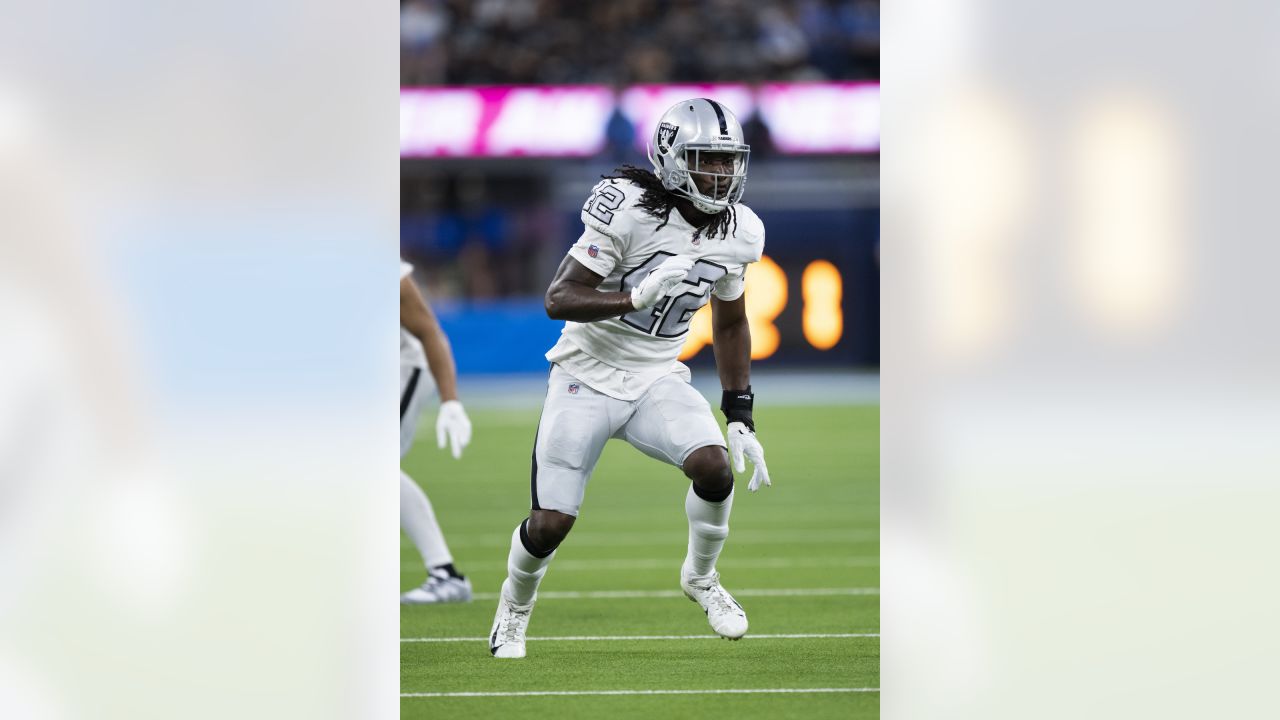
<box><xmin>400</xmin><ymin>367</ymin><xmax>422</xmax><ymax>420</ymax></box>
<box><xmin>529</xmin><ymin>364</ymin><xmax>553</xmax><ymax>511</ymax></box>
<box><xmin>529</xmin><ymin>420</ymin><xmax>541</xmax><ymax>511</ymax></box>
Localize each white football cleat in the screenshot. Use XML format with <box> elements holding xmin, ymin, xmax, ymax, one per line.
<box><xmin>681</xmin><ymin>568</ymin><xmax>748</xmax><ymax>640</ymax></box>
<box><xmin>400</xmin><ymin>573</ymin><xmax>472</xmax><ymax>605</ymax></box>
<box><xmin>489</xmin><ymin>581</ymin><xmax>534</xmax><ymax>659</ymax></box>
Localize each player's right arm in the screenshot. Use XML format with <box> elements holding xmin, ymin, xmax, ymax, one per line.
<box><xmin>545</xmin><ymin>253</ymin><xmax>695</xmax><ymax>323</ymax></box>
<box><xmin>548</xmin><ymin>178</ymin><xmax>691</xmax><ymax>322</ymax></box>
<box><xmin>543</xmin><ymin>256</ymin><xmax>637</xmax><ymax>322</ymax></box>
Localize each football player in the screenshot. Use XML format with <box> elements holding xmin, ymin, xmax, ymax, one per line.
<box><xmin>489</xmin><ymin>99</ymin><xmax>771</xmax><ymax>658</ymax></box>
<box><xmin>400</xmin><ymin>260</ymin><xmax>474</xmax><ymax>604</ymax></box>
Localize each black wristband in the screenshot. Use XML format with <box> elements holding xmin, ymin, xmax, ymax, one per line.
<box><xmin>720</xmin><ymin>387</ymin><xmax>755</xmax><ymax>432</ymax></box>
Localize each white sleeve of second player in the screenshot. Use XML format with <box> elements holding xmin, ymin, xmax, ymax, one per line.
<box><xmin>566</xmin><ymin>225</ymin><xmax>622</xmax><ymax>278</ymax></box>
<box><xmin>713</xmin><ymin>265</ymin><xmax>746</xmax><ymax>301</ymax></box>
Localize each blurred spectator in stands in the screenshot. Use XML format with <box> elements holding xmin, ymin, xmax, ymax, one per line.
<box><xmin>401</xmin><ymin>0</ymin><xmax>878</xmax><ymax>86</ymax></box>
<box><xmin>757</xmin><ymin>3</ymin><xmax>817</xmax><ymax>81</ymax></box>
<box><xmin>843</xmin><ymin>0</ymin><xmax>881</xmax><ymax>77</ymax></box>
<box><xmin>742</xmin><ymin>111</ymin><xmax>776</xmax><ymax>159</ymax></box>
<box><xmin>604</xmin><ymin>102</ymin><xmax>640</xmax><ymax>165</ymax></box>
<box><xmin>441</xmin><ymin>173</ymin><xmax>502</xmax><ymax>299</ymax></box>
<box><xmin>401</xmin><ymin>0</ymin><xmax>448</xmax><ymax>85</ymax></box>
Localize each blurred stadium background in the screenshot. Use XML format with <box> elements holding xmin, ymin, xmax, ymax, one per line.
<box><xmin>400</xmin><ymin>0</ymin><xmax>880</xmax><ymax>380</ymax></box>
<box><xmin>400</xmin><ymin>1</ymin><xmax>880</xmax><ymax>717</ymax></box>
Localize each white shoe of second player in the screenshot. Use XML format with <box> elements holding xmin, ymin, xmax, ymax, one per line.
<box><xmin>681</xmin><ymin>568</ymin><xmax>749</xmax><ymax>640</ymax></box>
<box><xmin>489</xmin><ymin>581</ymin><xmax>534</xmax><ymax>659</ymax></box>
<box><xmin>400</xmin><ymin>573</ymin><xmax>472</xmax><ymax>605</ymax></box>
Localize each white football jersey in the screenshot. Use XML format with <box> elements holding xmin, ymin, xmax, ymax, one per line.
<box><xmin>400</xmin><ymin>261</ymin><xmax>427</xmax><ymax>371</ymax></box>
<box><xmin>546</xmin><ymin>177</ymin><xmax>765</xmax><ymax>400</ymax></box>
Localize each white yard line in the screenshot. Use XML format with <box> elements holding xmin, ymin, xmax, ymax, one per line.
<box><xmin>402</xmin><ymin>687</ymin><xmax>879</xmax><ymax>698</ymax></box>
<box><xmin>434</xmin><ymin>528</ymin><xmax>879</xmax><ymax>548</ymax></box>
<box><xmin>467</xmin><ymin>587</ymin><xmax>878</xmax><ymax>600</ymax></box>
<box><xmin>400</xmin><ymin>556</ymin><xmax>880</xmax><ymax>571</ymax></box>
<box><xmin>402</xmin><ymin>632</ymin><xmax>879</xmax><ymax>642</ymax></box>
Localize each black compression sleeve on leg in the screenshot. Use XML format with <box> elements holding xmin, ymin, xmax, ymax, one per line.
<box><xmin>519</xmin><ymin>518</ymin><xmax>554</xmax><ymax>559</ymax></box>
<box><xmin>720</xmin><ymin>387</ymin><xmax>755</xmax><ymax>431</ymax></box>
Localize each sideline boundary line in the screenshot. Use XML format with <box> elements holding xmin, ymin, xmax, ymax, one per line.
<box><xmin>400</xmin><ymin>556</ymin><xmax>881</xmax><ymax>571</ymax></box>
<box><xmin>402</xmin><ymin>632</ymin><xmax>880</xmax><ymax>643</ymax></box>
<box><xmin>402</xmin><ymin>687</ymin><xmax>880</xmax><ymax>698</ymax></box>
<box><xmin>432</xmin><ymin>528</ymin><xmax>880</xmax><ymax>548</ymax></box>
<box><xmin>467</xmin><ymin>587</ymin><xmax>878</xmax><ymax>601</ymax></box>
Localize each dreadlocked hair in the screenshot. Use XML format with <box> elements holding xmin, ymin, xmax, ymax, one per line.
<box><xmin>601</xmin><ymin>165</ymin><xmax>738</xmax><ymax>241</ymax></box>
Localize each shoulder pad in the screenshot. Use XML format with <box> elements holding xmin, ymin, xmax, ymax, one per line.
<box><xmin>580</xmin><ymin>178</ymin><xmax>648</xmax><ymax>241</ymax></box>
<box><xmin>732</xmin><ymin>203</ymin><xmax>766</xmax><ymax>262</ymax></box>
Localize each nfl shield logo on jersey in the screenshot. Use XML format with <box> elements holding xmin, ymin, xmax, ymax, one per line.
<box><xmin>587</xmin><ymin>244</ymin><xmax>599</xmax><ymax>258</ymax></box>
<box><xmin>567</xmin><ymin>382</ymin><xmax>579</xmax><ymax>394</ymax></box>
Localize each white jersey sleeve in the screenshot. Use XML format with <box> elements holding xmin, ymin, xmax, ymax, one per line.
<box><xmin>566</xmin><ymin>179</ymin><xmax>639</xmax><ymax>277</ymax></box>
<box><xmin>567</xmin><ymin>226</ymin><xmax>623</xmax><ymax>278</ymax></box>
<box><xmin>711</xmin><ymin>206</ymin><xmax>765</xmax><ymax>301</ymax></box>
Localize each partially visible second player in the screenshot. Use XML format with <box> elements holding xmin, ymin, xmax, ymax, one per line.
<box><xmin>400</xmin><ymin>260</ymin><xmax>474</xmax><ymax>604</ymax></box>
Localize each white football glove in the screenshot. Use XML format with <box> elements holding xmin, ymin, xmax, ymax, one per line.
<box><xmin>630</xmin><ymin>255</ymin><xmax>694</xmax><ymax>310</ymax></box>
<box><xmin>727</xmin><ymin>421</ymin><xmax>771</xmax><ymax>492</ymax></box>
<box><xmin>436</xmin><ymin>399</ymin><xmax>472</xmax><ymax>460</ymax></box>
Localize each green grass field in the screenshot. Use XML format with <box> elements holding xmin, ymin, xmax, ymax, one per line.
<box><xmin>401</xmin><ymin>403</ymin><xmax>879</xmax><ymax>719</ymax></box>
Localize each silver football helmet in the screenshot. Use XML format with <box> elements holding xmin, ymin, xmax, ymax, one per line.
<box><xmin>647</xmin><ymin>98</ymin><xmax>751</xmax><ymax>214</ymax></box>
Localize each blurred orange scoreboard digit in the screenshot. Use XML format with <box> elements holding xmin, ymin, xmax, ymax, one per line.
<box><xmin>679</xmin><ymin>252</ymin><xmax>874</xmax><ymax>366</ymax></box>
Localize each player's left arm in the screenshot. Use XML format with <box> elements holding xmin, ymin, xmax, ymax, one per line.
<box><xmin>401</xmin><ymin>275</ymin><xmax>458</xmax><ymax>402</ymax></box>
<box><xmin>400</xmin><ymin>274</ymin><xmax>472</xmax><ymax>458</ymax></box>
<box><xmin>711</xmin><ymin>295</ymin><xmax>750</xmax><ymax>391</ymax></box>
<box><xmin>712</xmin><ymin>295</ymin><xmax>771</xmax><ymax>492</ymax></box>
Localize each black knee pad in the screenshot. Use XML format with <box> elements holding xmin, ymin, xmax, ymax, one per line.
<box><xmin>692</xmin><ymin>476</ymin><xmax>734</xmax><ymax>503</ymax></box>
<box><xmin>524</xmin><ymin>513</ymin><xmax>574</xmax><ymax>556</ymax></box>
<box><xmin>519</xmin><ymin>517</ymin><xmax>555</xmax><ymax>558</ymax></box>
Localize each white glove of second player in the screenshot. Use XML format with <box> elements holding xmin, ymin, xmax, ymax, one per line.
<box><xmin>630</xmin><ymin>255</ymin><xmax>693</xmax><ymax>310</ymax></box>
<box><xmin>727</xmin><ymin>421</ymin><xmax>771</xmax><ymax>492</ymax></box>
<box><xmin>436</xmin><ymin>399</ymin><xmax>472</xmax><ymax>460</ymax></box>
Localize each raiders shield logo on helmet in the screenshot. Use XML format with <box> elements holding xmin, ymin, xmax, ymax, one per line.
<box><xmin>657</xmin><ymin>122</ymin><xmax>679</xmax><ymax>153</ymax></box>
